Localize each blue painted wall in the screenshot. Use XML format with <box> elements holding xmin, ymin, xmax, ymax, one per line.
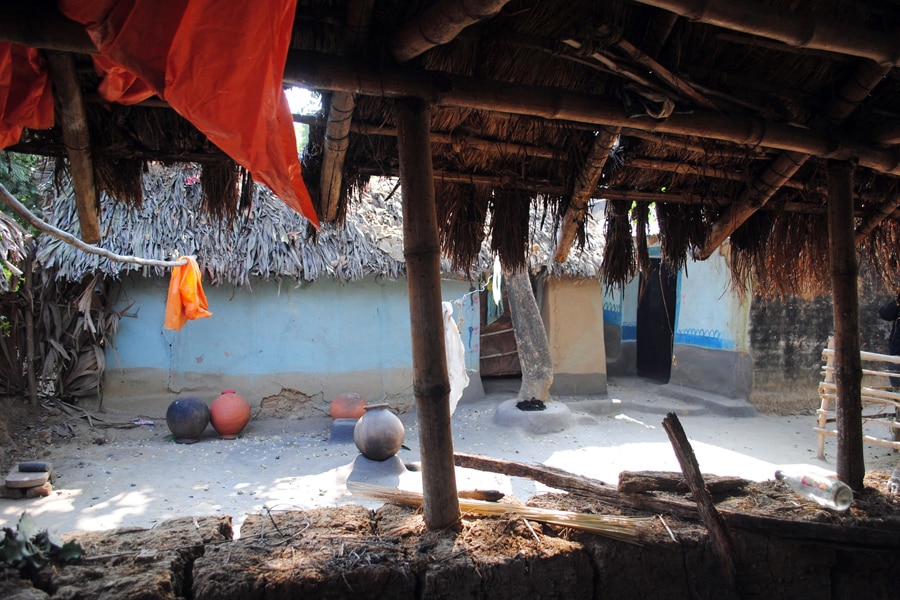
<box><xmin>105</xmin><ymin>274</ymin><xmax>474</xmax><ymax>409</ymax></box>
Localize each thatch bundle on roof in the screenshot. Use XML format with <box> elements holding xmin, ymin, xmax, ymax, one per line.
<box><xmin>37</xmin><ymin>165</ymin><xmax>604</xmax><ymax>286</ymax></box>
<box><xmin>0</xmin><ymin>211</ymin><xmax>30</xmax><ymax>292</ymax></box>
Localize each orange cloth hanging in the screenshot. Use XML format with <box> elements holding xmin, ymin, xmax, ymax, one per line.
<box><xmin>59</xmin><ymin>0</ymin><xmax>319</xmax><ymax>227</ymax></box>
<box><xmin>165</xmin><ymin>256</ymin><xmax>212</xmax><ymax>331</ymax></box>
<box><xmin>0</xmin><ymin>42</ymin><xmax>53</xmax><ymax>149</ymax></box>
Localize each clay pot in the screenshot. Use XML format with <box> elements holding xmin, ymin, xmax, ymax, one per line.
<box><xmin>166</xmin><ymin>397</ymin><xmax>210</xmax><ymax>444</ymax></box>
<box><xmin>329</xmin><ymin>392</ymin><xmax>367</xmax><ymax>419</ymax></box>
<box><xmin>210</xmin><ymin>390</ymin><xmax>251</xmax><ymax>439</ymax></box>
<box><xmin>353</xmin><ymin>403</ymin><xmax>405</xmax><ymax>461</ymax></box>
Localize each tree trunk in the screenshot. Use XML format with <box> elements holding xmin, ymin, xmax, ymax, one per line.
<box><xmin>505</xmin><ymin>267</ymin><xmax>553</xmax><ymax>401</ymax></box>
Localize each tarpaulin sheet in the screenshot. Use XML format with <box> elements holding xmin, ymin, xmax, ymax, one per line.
<box><xmin>55</xmin><ymin>0</ymin><xmax>318</xmax><ymax>227</ymax></box>
<box><xmin>164</xmin><ymin>255</ymin><xmax>212</xmax><ymax>330</ymax></box>
<box><xmin>0</xmin><ymin>43</ymin><xmax>53</xmax><ymax>149</ymax></box>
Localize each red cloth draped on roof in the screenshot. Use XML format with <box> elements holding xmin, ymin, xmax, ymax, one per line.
<box><xmin>0</xmin><ymin>43</ymin><xmax>53</xmax><ymax>149</ymax></box>
<box><xmin>0</xmin><ymin>0</ymin><xmax>318</xmax><ymax>227</ymax></box>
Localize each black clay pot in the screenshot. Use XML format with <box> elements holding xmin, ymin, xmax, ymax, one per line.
<box><xmin>166</xmin><ymin>397</ymin><xmax>210</xmax><ymax>444</ymax></box>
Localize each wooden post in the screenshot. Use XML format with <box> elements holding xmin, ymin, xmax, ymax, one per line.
<box><xmin>395</xmin><ymin>97</ymin><xmax>460</xmax><ymax>530</ymax></box>
<box><xmin>24</xmin><ymin>254</ymin><xmax>36</xmax><ymax>404</ymax></box>
<box><xmin>827</xmin><ymin>160</ymin><xmax>865</xmax><ymax>491</ymax></box>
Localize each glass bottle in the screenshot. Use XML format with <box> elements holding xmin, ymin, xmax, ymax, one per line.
<box><xmin>774</xmin><ymin>469</ymin><xmax>852</xmax><ymax>511</ymax></box>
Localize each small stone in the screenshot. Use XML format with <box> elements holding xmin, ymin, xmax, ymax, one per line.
<box><xmin>25</xmin><ymin>482</ymin><xmax>52</xmax><ymax>498</ymax></box>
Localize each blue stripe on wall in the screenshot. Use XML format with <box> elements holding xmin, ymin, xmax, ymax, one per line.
<box><xmin>622</xmin><ymin>324</ymin><xmax>637</xmax><ymax>341</ymax></box>
<box><xmin>674</xmin><ymin>332</ymin><xmax>736</xmax><ymax>350</ymax></box>
<box><xmin>603</xmin><ymin>309</ymin><xmax>622</xmax><ymax>326</ymax></box>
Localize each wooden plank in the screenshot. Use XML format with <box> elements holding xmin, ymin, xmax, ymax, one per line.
<box><xmin>395</xmin><ymin>97</ymin><xmax>460</xmax><ymax>530</ymax></box>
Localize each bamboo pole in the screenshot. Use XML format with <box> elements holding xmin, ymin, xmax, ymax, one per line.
<box><xmin>24</xmin><ymin>254</ymin><xmax>36</xmax><ymax>405</ymax></box>
<box><xmin>395</xmin><ymin>97</ymin><xmax>460</xmax><ymax>530</ymax></box>
<box><xmin>283</xmin><ymin>50</ymin><xmax>900</xmax><ymax>177</ymax></box>
<box><xmin>391</xmin><ymin>0</ymin><xmax>511</xmax><ymax>63</ymax></box>
<box><xmin>827</xmin><ymin>160</ymin><xmax>865</xmax><ymax>491</ymax></box>
<box><xmin>632</xmin><ymin>0</ymin><xmax>900</xmax><ymax>66</ymax></box>
<box><xmin>320</xmin><ymin>0</ymin><xmax>374</xmax><ymax>223</ymax></box>
<box><xmin>45</xmin><ymin>51</ymin><xmax>100</xmax><ymax>244</ymax></box>
<box><xmin>554</xmin><ymin>127</ymin><xmax>619</xmax><ymax>262</ymax></box>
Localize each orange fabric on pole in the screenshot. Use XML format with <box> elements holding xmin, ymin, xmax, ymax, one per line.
<box><xmin>60</xmin><ymin>0</ymin><xmax>319</xmax><ymax>227</ymax></box>
<box><xmin>164</xmin><ymin>256</ymin><xmax>212</xmax><ymax>331</ymax></box>
<box><xmin>0</xmin><ymin>43</ymin><xmax>53</xmax><ymax>149</ymax></box>
<box><xmin>92</xmin><ymin>55</ymin><xmax>156</xmax><ymax>105</ymax></box>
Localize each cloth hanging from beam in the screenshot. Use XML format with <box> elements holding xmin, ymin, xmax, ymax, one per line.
<box><xmin>164</xmin><ymin>255</ymin><xmax>212</xmax><ymax>330</ymax></box>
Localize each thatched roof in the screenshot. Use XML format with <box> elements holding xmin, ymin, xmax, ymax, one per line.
<box><xmin>0</xmin><ymin>212</ymin><xmax>30</xmax><ymax>292</ymax></box>
<box><xmin>6</xmin><ymin>1</ymin><xmax>900</xmax><ymax>296</ymax></box>
<box><xmin>37</xmin><ymin>165</ymin><xmax>604</xmax><ymax>285</ymax></box>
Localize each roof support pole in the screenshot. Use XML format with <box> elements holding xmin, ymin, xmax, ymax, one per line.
<box><xmin>826</xmin><ymin>159</ymin><xmax>864</xmax><ymax>492</ymax></box>
<box><xmin>395</xmin><ymin>97</ymin><xmax>460</xmax><ymax>530</ymax></box>
<box><xmin>553</xmin><ymin>127</ymin><xmax>619</xmax><ymax>262</ymax></box>
<box><xmin>45</xmin><ymin>51</ymin><xmax>100</xmax><ymax>243</ymax></box>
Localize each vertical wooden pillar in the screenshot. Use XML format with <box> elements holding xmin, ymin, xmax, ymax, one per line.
<box><xmin>827</xmin><ymin>159</ymin><xmax>864</xmax><ymax>491</ymax></box>
<box><xmin>394</xmin><ymin>97</ymin><xmax>460</xmax><ymax>529</ymax></box>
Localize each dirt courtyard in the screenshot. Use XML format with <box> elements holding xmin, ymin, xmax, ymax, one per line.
<box><xmin>2</xmin><ymin>376</ymin><xmax>898</xmax><ymax>537</ymax></box>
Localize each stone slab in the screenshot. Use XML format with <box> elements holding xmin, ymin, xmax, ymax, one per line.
<box><xmin>329</xmin><ymin>418</ymin><xmax>358</xmax><ymax>444</ymax></box>
<box><xmin>494</xmin><ymin>399</ymin><xmax>574</xmax><ymax>434</ymax></box>
<box><xmin>5</xmin><ymin>469</ymin><xmax>50</xmax><ymax>488</ymax></box>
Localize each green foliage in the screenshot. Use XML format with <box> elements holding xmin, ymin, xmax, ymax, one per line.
<box><xmin>0</xmin><ymin>512</ymin><xmax>83</xmax><ymax>572</ymax></box>
<box><xmin>0</xmin><ymin>151</ymin><xmax>43</xmax><ymax>229</ymax></box>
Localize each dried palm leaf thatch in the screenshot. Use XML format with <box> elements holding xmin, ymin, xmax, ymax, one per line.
<box><xmin>730</xmin><ymin>210</ymin><xmax>830</xmax><ymax>299</ymax></box>
<box><xmin>655</xmin><ymin>202</ymin><xmax>707</xmax><ymax>273</ymax></box>
<box><xmin>489</xmin><ymin>187</ymin><xmax>531</xmax><ymax>271</ymax></box>
<box><xmin>347</xmin><ymin>481</ymin><xmax>654</xmax><ymax>545</ymax></box>
<box><xmin>200</xmin><ymin>161</ymin><xmax>242</xmax><ymax>222</ymax></box>
<box><xmin>0</xmin><ymin>211</ymin><xmax>29</xmax><ymax>291</ymax></box>
<box><xmin>436</xmin><ymin>181</ymin><xmax>489</xmax><ymax>273</ymax></box>
<box><xmin>93</xmin><ymin>155</ymin><xmax>144</xmax><ymax>208</ymax></box>
<box><xmin>633</xmin><ymin>201</ymin><xmax>651</xmax><ymax>274</ymax></box>
<box><xmin>600</xmin><ymin>199</ymin><xmax>635</xmax><ymax>287</ymax></box>
<box><xmin>861</xmin><ymin>218</ymin><xmax>900</xmax><ymax>295</ymax></box>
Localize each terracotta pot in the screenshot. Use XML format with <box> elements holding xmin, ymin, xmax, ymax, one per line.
<box><xmin>210</xmin><ymin>390</ymin><xmax>251</xmax><ymax>439</ymax></box>
<box><xmin>166</xmin><ymin>397</ymin><xmax>210</xmax><ymax>444</ymax></box>
<box><xmin>353</xmin><ymin>403</ymin><xmax>405</xmax><ymax>461</ymax></box>
<box><xmin>329</xmin><ymin>392</ymin><xmax>367</xmax><ymax>419</ymax></box>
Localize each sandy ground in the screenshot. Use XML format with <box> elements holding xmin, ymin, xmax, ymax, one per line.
<box><xmin>3</xmin><ymin>377</ymin><xmax>898</xmax><ymax>538</ymax></box>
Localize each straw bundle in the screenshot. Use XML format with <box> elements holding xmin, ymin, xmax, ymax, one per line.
<box><xmin>347</xmin><ymin>481</ymin><xmax>654</xmax><ymax>545</ymax></box>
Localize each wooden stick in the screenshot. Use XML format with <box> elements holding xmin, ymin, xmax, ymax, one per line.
<box><xmin>396</xmin><ymin>97</ymin><xmax>460</xmax><ymax>530</ymax></box>
<box><xmin>453</xmin><ymin>451</ymin><xmax>900</xmax><ymax>549</ymax></box>
<box><xmin>0</xmin><ymin>183</ymin><xmax>186</xmax><ymax>269</ymax></box>
<box><xmin>662</xmin><ymin>413</ymin><xmax>741</xmax><ymax>599</ymax></box>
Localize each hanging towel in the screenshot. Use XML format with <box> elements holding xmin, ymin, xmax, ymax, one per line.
<box><xmin>443</xmin><ymin>301</ymin><xmax>469</xmax><ymax>415</ymax></box>
<box><xmin>165</xmin><ymin>256</ymin><xmax>212</xmax><ymax>330</ymax></box>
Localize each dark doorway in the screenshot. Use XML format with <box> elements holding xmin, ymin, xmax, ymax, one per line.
<box><xmin>636</xmin><ymin>258</ymin><xmax>677</xmax><ymax>382</ymax></box>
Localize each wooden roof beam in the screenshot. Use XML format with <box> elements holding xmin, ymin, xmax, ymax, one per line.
<box><xmin>553</xmin><ymin>127</ymin><xmax>619</xmax><ymax>262</ymax></box>
<box><xmin>283</xmin><ymin>50</ymin><xmax>900</xmax><ymax>177</ymax></box>
<box><xmin>391</xmin><ymin>0</ymin><xmax>511</xmax><ymax>63</ymax></box>
<box><xmin>856</xmin><ymin>193</ymin><xmax>900</xmax><ymax>242</ymax></box>
<box><xmin>699</xmin><ymin>59</ymin><xmax>891</xmax><ymax>259</ymax></box>
<box><xmin>634</xmin><ymin>0</ymin><xmax>900</xmax><ymax>66</ymax></box>
<box><xmin>45</xmin><ymin>51</ymin><xmax>100</xmax><ymax>244</ymax></box>
<box><xmin>320</xmin><ymin>0</ymin><xmax>375</xmax><ymax>223</ymax></box>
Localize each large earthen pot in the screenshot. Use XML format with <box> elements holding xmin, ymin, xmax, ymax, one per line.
<box><xmin>166</xmin><ymin>397</ymin><xmax>210</xmax><ymax>444</ymax></box>
<box><xmin>353</xmin><ymin>403</ymin><xmax>405</xmax><ymax>461</ymax></box>
<box><xmin>329</xmin><ymin>392</ymin><xmax>367</xmax><ymax>419</ymax></box>
<box><xmin>210</xmin><ymin>390</ymin><xmax>251</xmax><ymax>439</ymax></box>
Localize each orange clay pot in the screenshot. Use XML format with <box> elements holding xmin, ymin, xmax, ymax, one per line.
<box><xmin>209</xmin><ymin>390</ymin><xmax>251</xmax><ymax>439</ymax></box>
<box><xmin>329</xmin><ymin>392</ymin><xmax>367</xmax><ymax>419</ymax></box>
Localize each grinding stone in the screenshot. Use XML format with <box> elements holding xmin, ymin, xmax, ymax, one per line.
<box><xmin>5</xmin><ymin>469</ymin><xmax>50</xmax><ymax>488</ymax></box>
